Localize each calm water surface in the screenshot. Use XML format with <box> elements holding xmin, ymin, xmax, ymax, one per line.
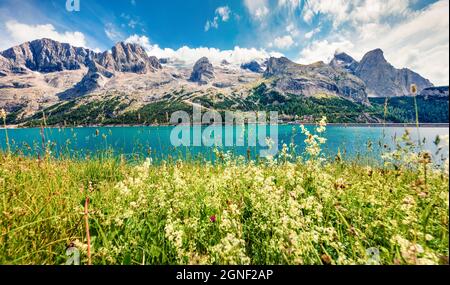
<box><xmin>0</xmin><ymin>126</ymin><xmax>448</xmax><ymax>163</ymax></box>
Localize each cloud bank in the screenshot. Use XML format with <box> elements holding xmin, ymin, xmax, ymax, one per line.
<box><xmin>2</xmin><ymin>21</ymin><xmax>88</xmax><ymax>50</ymax></box>
<box><xmin>296</xmin><ymin>0</ymin><xmax>449</xmax><ymax>85</ymax></box>
<box><xmin>125</xmin><ymin>34</ymin><xmax>283</xmax><ymax>66</ymax></box>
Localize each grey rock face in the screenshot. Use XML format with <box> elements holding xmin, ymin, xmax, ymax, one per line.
<box><xmin>420</xmin><ymin>86</ymin><xmax>449</xmax><ymax>97</ymax></box>
<box><xmin>190</xmin><ymin>57</ymin><xmax>215</xmax><ymax>85</ymax></box>
<box><xmin>0</xmin><ymin>39</ymin><xmax>162</xmax><ymax>75</ymax></box>
<box><xmin>264</xmin><ymin>57</ymin><xmax>297</xmax><ymax>77</ymax></box>
<box><xmin>241</xmin><ymin>61</ymin><xmax>263</xmax><ymax>73</ymax></box>
<box><xmin>330</xmin><ymin>52</ymin><xmax>359</xmax><ymax>74</ymax></box>
<box><xmin>1</xmin><ymin>38</ymin><xmax>96</xmax><ymax>73</ymax></box>
<box><xmin>355</xmin><ymin>49</ymin><xmax>433</xmax><ymax>97</ymax></box>
<box><xmin>213</xmin><ymin>82</ymin><xmax>233</xmax><ymax>88</ymax></box>
<box><xmin>106</xmin><ymin>42</ymin><xmax>162</xmax><ymax>73</ymax></box>
<box><xmin>0</xmin><ymin>82</ymin><xmax>33</xmax><ymax>89</ymax></box>
<box><xmin>159</xmin><ymin>58</ymin><xmax>170</xmax><ymax>64</ymax></box>
<box><xmin>0</xmin><ymin>55</ymin><xmax>12</xmax><ymax>76</ymax></box>
<box><xmin>264</xmin><ymin>57</ymin><xmax>368</xmax><ymax>103</ymax></box>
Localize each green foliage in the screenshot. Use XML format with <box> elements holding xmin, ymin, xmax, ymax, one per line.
<box><xmin>5</xmin><ymin>87</ymin><xmax>449</xmax><ymax>126</ymax></box>
<box><xmin>370</xmin><ymin>96</ymin><xmax>449</xmax><ymax>123</ymax></box>
<box><xmin>109</xmin><ymin>100</ymin><xmax>192</xmax><ymax>125</ymax></box>
<box><xmin>23</xmin><ymin>98</ymin><xmax>128</xmax><ymax>127</ymax></box>
<box><xmin>0</xmin><ymin>149</ymin><xmax>448</xmax><ymax>265</ymax></box>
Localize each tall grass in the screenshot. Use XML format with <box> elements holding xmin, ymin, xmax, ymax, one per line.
<box><xmin>0</xmin><ymin>120</ymin><xmax>448</xmax><ymax>265</ymax></box>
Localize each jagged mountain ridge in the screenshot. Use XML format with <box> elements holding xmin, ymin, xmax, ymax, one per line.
<box><xmin>0</xmin><ymin>38</ymin><xmax>161</xmax><ymax>75</ymax></box>
<box><xmin>0</xmin><ymin>38</ymin><xmax>446</xmax><ymax>125</ymax></box>
<box><xmin>264</xmin><ymin>57</ymin><xmax>368</xmax><ymax>103</ymax></box>
<box><xmin>331</xmin><ymin>49</ymin><xmax>434</xmax><ymax>97</ymax></box>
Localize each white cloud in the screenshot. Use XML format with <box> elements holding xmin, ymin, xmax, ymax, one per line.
<box><xmin>105</xmin><ymin>23</ymin><xmax>124</xmax><ymax>42</ymax></box>
<box><xmin>297</xmin><ymin>39</ymin><xmax>355</xmax><ymax>64</ymax></box>
<box><xmin>272</xmin><ymin>35</ymin><xmax>295</xmax><ymax>49</ymax></box>
<box><xmin>244</xmin><ymin>0</ymin><xmax>269</xmax><ymax>20</ymax></box>
<box><xmin>304</xmin><ymin>27</ymin><xmax>321</xmax><ymax>39</ymax></box>
<box><xmin>278</xmin><ymin>0</ymin><xmax>300</xmax><ymax>7</ymax></box>
<box><xmin>125</xmin><ymin>34</ymin><xmax>283</xmax><ymax>66</ymax></box>
<box><xmin>302</xmin><ymin>0</ymin><xmax>413</xmax><ymax>28</ymax></box>
<box><xmin>204</xmin><ymin>18</ymin><xmax>219</xmax><ymax>32</ymax></box>
<box><xmin>3</xmin><ymin>21</ymin><xmax>88</xmax><ymax>49</ymax></box>
<box><xmin>216</xmin><ymin>6</ymin><xmax>231</xmax><ymax>22</ymax></box>
<box><xmin>205</xmin><ymin>6</ymin><xmax>232</xmax><ymax>32</ymax></box>
<box><xmin>351</xmin><ymin>0</ymin><xmax>411</xmax><ymax>23</ymax></box>
<box><xmin>286</xmin><ymin>23</ymin><xmax>300</xmax><ymax>37</ymax></box>
<box><xmin>297</xmin><ymin>0</ymin><xmax>449</xmax><ymax>85</ymax></box>
<box><xmin>302</xmin><ymin>0</ymin><xmax>352</xmax><ymax>26</ymax></box>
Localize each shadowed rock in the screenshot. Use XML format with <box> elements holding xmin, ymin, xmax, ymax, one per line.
<box><xmin>241</xmin><ymin>60</ymin><xmax>263</xmax><ymax>73</ymax></box>
<box><xmin>355</xmin><ymin>49</ymin><xmax>433</xmax><ymax>97</ymax></box>
<box><xmin>330</xmin><ymin>52</ymin><xmax>359</xmax><ymax>74</ymax></box>
<box><xmin>190</xmin><ymin>57</ymin><xmax>215</xmax><ymax>85</ymax></box>
<box><xmin>264</xmin><ymin>57</ymin><xmax>368</xmax><ymax>103</ymax></box>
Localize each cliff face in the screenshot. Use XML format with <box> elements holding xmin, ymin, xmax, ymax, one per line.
<box><xmin>0</xmin><ymin>39</ymin><xmax>161</xmax><ymax>75</ymax></box>
<box><xmin>265</xmin><ymin>57</ymin><xmax>368</xmax><ymax>103</ymax></box>
<box><xmin>330</xmin><ymin>49</ymin><xmax>434</xmax><ymax>97</ymax></box>
<box><xmin>0</xmin><ymin>39</ymin><xmax>445</xmax><ymax>125</ymax></box>
<box><xmin>1</xmin><ymin>38</ymin><xmax>95</xmax><ymax>73</ymax></box>
<box><xmin>330</xmin><ymin>52</ymin><xmax>359</xmax><ymax>74</ymax></box>
<box><xmin>190</xmin><ymin>57</ymin><xmax>215</xmax><ymax>85</ymax></box>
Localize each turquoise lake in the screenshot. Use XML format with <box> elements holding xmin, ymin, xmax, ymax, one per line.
<box><xmin>0</xmin><ymin>126</ymin><xmax>448</xmax><ymax>163</ymax></box>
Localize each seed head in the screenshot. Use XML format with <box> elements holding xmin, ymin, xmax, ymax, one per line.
<box><xmin>0</xmin><ymin>108</ymin><xmax>6</xmax><ymax>120</ymax></box>
<box><xmin>410</xmin><ymin>84</ymin><xmax>418</xmax><ymax>95</ymax></box>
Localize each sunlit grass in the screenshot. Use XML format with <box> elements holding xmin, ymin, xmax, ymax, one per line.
<box><xmin>0</xmin><ymin>121</ymin><xmax>448</xmax><ymax>265</ymax></box>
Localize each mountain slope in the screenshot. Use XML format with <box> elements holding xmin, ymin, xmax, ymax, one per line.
<box><xmin>331</xmin><ymin>49</ymin><xmax>434</xmax><ymax>97</ymax></box>
<box><xmin>0</xmin><ymin>38</ymin><xmax>447</xmax><ymax>126</ymax></box>
<box><xmin>265</xmin><ymin>57</ymin><xmax>368</xmax><ymax>103</ymax></box>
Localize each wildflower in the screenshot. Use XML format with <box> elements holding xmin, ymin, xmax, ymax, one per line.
<box><xmin>321</xmin><ymin>254</ymin><xmax>332</xmax><ymax>265</ymax></box>
<box><xmin>410</xmin><ymin>84</ymin><xmax>418</xmax><ymax>95</ymax></box>
<box><xmin>403</xmin><ymin>196</ymin><xmax>415</xmax><ymax>205</ymax></box>
<box><xmin>210</xmin><ymin>215</ymin><xmax>217</xmax><ymax>223</ymax></box>
<box><xmin>316</xmin><ymin>116</ymin><xmax>327</xmax><ymax>133</ymax></box>
<box><xmin>419</xmin><ymin>151</ymin><xmax>432</xmax><ymax>165</ymax></box>
<box><xmin>73</xmin><ymin>239</ymin><xmax>88</xmax><ymax>253</ymax></box>
<box><xmin>334</xmin><ymin>178</ymin><xmax>348</xmax><ymax>190</ymax></box>
<box><xmin>0</xmin><ymin>108</ymin><xmax>6</xmax><ymax>120</ymax></box>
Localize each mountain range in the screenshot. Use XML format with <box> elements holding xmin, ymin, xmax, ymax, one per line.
<box><xmin>0</xmin><ymin>38</ymin><xmax>448</xmax><ymax>126</ymax></box>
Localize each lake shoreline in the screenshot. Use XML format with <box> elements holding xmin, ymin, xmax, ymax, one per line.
<box><xmin>1</xmin><ymin>123</ymin><xmax>449</xmax><ymax>130</ymax></box>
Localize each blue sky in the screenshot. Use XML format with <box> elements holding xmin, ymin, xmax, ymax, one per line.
<box><xmin>0</xmin><ymin>0</ymin><xmax>448</xmax><ymax>85</ymax></box>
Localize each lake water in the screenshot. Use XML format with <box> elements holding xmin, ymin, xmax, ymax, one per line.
<box><xmin>0</xmin><ymin>126</ymin><xmax>448</xmax><ymax>163</ymax></box>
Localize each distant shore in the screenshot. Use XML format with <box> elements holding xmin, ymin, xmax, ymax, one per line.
<box><xmin>1</xmin><ymin>122</ymin><xmax>449</xmax><ymax>129</ymax></box>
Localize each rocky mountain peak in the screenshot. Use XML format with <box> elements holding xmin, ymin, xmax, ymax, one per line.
<box><xmin>0</xmin><ymin>54</ymin><xmax>12</xmax><ymax>76</ymax></box>
<box><xmin>262</xmin><ymin>56</ymin><xmax>368</xmax><ymax>103</ymax></box>
<box><xmin>0</xmin><ymin>39</ymin><xmax>162</xmax><ymax>75</ymax></box>
<box><xmin>190</xmin><ymin>57</ymin><xmax>215</xmax><ymax>85</ymax></box>
<box><xmin>264</xmin><ymin>57</ymin><xmax>299</xmax><ymax>77</ymax></box>
<box><xmin>359</xmin><ymin>48</ymin><xmax>389</xmax><ymax>67</ymax></box>
<box><xmin>1</xmin><ymin>38</ymin><xmax>96</xmax><ymax>73</ymax></box>
<box><xmin>241</xmin><ymin>60</ymin><xmax>263</xmax><ymax>73</ymax></box>
<box><xmin>355</xmin><ymin>48</ymin><xmax>433</xmax><ymax>97</ymax></box>
<box><xmin>107</xmin><ymin>42</ymin><xmax>162</xmax><ymax>73</ymax></box>
<box><xmin>330</xmin><ymin>52</ymin><xmax>359</xmax><ymax>73</ymax></box>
